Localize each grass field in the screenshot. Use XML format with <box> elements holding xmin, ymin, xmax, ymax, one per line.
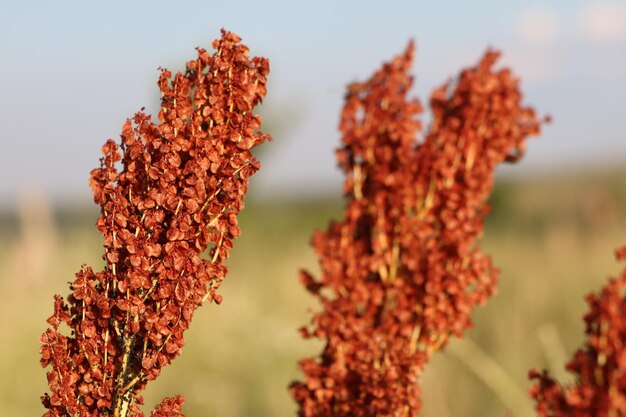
<box><xmin>2</xmin><ymin>167</ymin><xmax>626</xmax><ymax>417</ymax></box>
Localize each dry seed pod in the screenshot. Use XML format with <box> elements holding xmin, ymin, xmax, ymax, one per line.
<box><xmin>40</xmin><ymin>29</ymin><xmax>270</xmax><ymax>417</ymax></box>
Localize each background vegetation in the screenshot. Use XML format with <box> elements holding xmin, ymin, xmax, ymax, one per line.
<box><xmin>2</xmin><ymin>166</ymin><xmax>626</xmax><ymax>417</ymax></box>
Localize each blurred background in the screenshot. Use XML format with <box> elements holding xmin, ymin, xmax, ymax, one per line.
<box><xmin>2</xmin><ymin>1</ymin><xmax>626</xmax><ymax>416</ymax></box>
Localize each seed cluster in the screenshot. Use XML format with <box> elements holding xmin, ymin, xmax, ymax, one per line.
<box><xmin>40</xmin><ymin>29</ymin><xmax>270</xmax><ymax>417</ymax></box>
<box><xmin>290</xmin><ymin>43</ymin><xmax>543</xmax><ymax>416</ymax></box>
<box><xmin>531</xmin><ymin>247</ymin><xmax>626</xmax><ymax>417</ymax></box>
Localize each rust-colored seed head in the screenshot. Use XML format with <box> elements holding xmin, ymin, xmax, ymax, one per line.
<box><xmin>290</xmin><ymin>42</ymin><xmax>543</xmax><ymax>416</ymax></box>
<box><xmin>530</xmin><ymin>247</ymin><xmax>626</xmax><ymax>417</ymax></box>
<box><xmin>40</xmin><ymin>29</ymin><xmax>270</xmax><ymax>417</ymax></box>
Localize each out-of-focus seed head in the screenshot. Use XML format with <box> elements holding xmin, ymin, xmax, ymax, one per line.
<box><xmin>530</xmin><ymin>248</ymin><xmax>626</xmax><ymax>417</ymax></box>
<box><xmin>291</xmin><ymin>42</ymin><xmax>543</xmax><ymax>417</ymax></box>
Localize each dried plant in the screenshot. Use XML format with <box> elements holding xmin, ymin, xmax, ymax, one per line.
<box><xmin>290</xmin><ymin>42</ymin><xmax>544</xmax><ymax>416</ymax></box>
<box><xmin>530</xmin><ymin>247</ymin><xmax>626</xmax><ymax>417</ymax></box>
<box><xmin>39</xmin><ymin>29</ymin><xmax>270</xmax><ymax>417</ymax></box>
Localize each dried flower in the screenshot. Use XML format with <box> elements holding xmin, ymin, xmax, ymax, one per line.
<box><xmin>530</xmin><ymin>247</ymin><xmax>626</xmax><ymax>417</ymax></box>
<box><xmin>290</xmin><ymin>42</ymin><xmax>543</xmax><ymax>416</ymax></box>
<box><xmin>40</xmin><ymin>29</ymin><xmax>270</xmax><ymax>417</ymax></box>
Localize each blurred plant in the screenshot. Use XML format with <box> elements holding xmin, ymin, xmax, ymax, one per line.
<box><xmin>39</xmin><ymin>29</ymin><xmax>270</xmax><ymax>417</ymax></box>
<box><xmin>290</xmin><ymin>42</ymin><xmax>544</xmax><ymax>416</ymax></box>
<box><xmin>530</xmin><ymin>246</ymin><xmax>626</xmax><ymax>417</ymax></box>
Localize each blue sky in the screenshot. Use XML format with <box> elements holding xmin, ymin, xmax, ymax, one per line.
<box><xmin>1</xmin><ymin>1</ymin><xmax>626</xmax><ymax>203</ymax></box>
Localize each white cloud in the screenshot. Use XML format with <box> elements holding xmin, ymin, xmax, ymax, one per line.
<box><xmin>517</xmin><ymin>6</ymin><xmax>559</xmax><ymax>45</ymax></box>
<box><xmin>578</xmin><ymin>2</ymin><xmax>626</xmax><ymax>42</ymax></box>
<box><xmin>509</xmin><ymin>6</ymin><xmax>561</xmax><ymax>84</ymax></box>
